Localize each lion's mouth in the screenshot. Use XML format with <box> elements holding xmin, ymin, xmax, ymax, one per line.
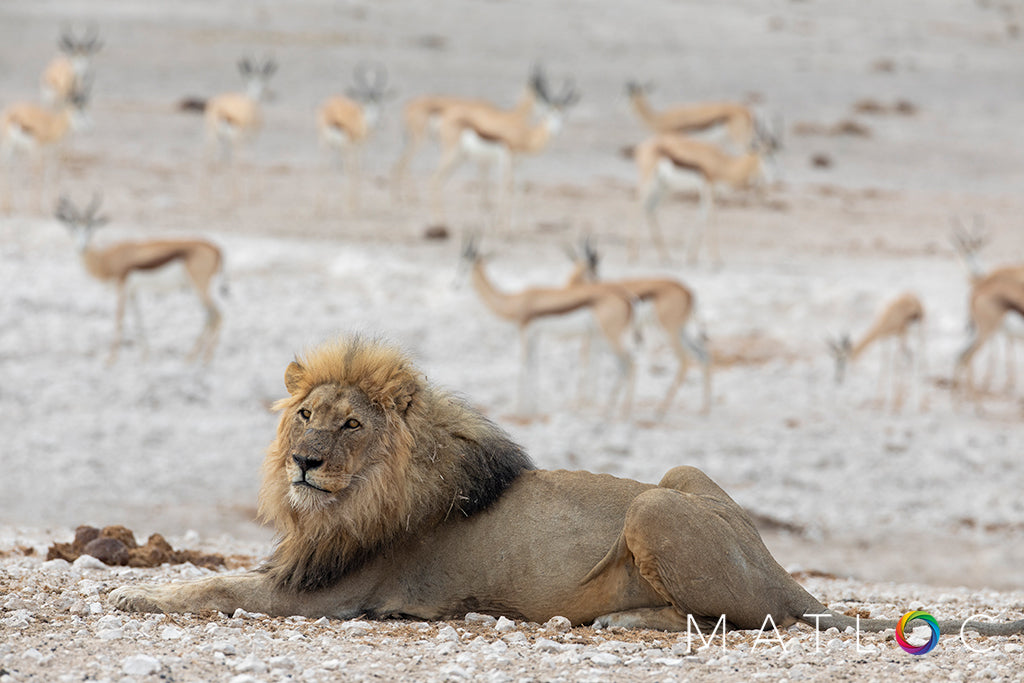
<box><xmin>292</xmin><ymin>478</ymin><xmax>332</xmax><ymax>494</ymax></box>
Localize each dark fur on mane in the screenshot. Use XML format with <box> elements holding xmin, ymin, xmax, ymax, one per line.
<box><xmin>258</xmin><ymin>337</ymin><xmax>535</xmax><ymax>593</ymax></box>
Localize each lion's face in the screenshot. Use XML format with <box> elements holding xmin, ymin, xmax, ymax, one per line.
<box><xmin>283</xmin><ymin>383</ymin><xmax>387</xmax><ymax>512</ymax></box>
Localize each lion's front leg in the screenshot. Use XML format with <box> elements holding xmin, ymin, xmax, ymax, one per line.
<box><xmin>110</xmin><ymin>572</ymin><xmax>301</xmax><ymax>616</ymax></box>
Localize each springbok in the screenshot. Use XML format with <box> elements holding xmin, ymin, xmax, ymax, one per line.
<box><xmin>625</xmin><ymin>81</ymin><xmax>754</xmax><ymax>150</ymax></box>
<box><xmin>431</xmin><ymin>67</ymin><xmax>579</xmax><ymax>231</ymax></box>
<box><xmin>955</xmin><ymin>264</ymin><xmax>1024</xmax><ymax>408</ymax></box>
<box><xmin>827</xmin><ymin>292</ymin><xmax>926</xmax><ymax>412</ymax></box>
<box><xmin>316</xmin><ymin>62</ymin><xmax>391</xmax><ymax>212</ymax></box>
<box><xmin>1</xmin><ymin>81</ymin><xmax>91</xmax><ymax>213</ymax></box>
<box><xmin>633</xmin><ymin>118</ymin><xmax>780</xmax><ymax>265</ymax></box>
<box><xmin>950</xmin><ymin>216</ymin><xmax>1024</xmax><ymax>393</ymax></box>
<box><xmin>55</xmin><ymin>195</ymin><xmax>225</xmax><ymax>365</ymax></box>
<box><xmin>460</xmin><ymin>237</ymin><xmax>635</xmax><ymax>417</ymax></box>
<box><xmin>390</xmin><ymin>71</ymin><xmax>538</xmax><ymax>202</ymax></box>
<box><xmin>41</xmin><ymin>26</ymin><xmax>102</xmax><ymax>106</ymax></box>
<box><xmin>567</xmin><ymin>237</ymin><xmax>712</xmax><ymax>417</ymax></box>
<box><xmin>202</xmin><ymin>57</ymin><xmax>276</xmax><ymax>202</ymax></box>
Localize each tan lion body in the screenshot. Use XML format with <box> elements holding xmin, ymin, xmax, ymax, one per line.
<box><xmin>110</xmin><ymin>337</ymin><xmax>1024</xmax><ymax>636</ymax></box>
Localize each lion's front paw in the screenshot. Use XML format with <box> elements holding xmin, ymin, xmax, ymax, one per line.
<box><xmin>109</xmin><ymin>585</ymin><xmax>173</xmax><ymax>614</ymax></box>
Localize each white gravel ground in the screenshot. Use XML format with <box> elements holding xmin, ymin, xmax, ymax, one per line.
<box><xmin>2</xmin><ymin>0</ymin><xmax>1024</xmax><ymax>680</ymax></box>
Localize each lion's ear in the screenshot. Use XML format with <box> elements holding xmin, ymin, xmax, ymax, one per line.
<box><xmin>284</xmin><ymin>361</ymin><xmax>305</xmax><ymax>395</ymax></box>
<box><xmin>394</xmin><ymin>381</ymin><xmax>416</xmax><ymax>414</ymax></box>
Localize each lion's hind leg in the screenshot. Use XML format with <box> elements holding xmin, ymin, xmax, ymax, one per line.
<box><xmin>590</xmin><ymin>471</ymin><xmax>818</xmax><ymax>631</ymax></box>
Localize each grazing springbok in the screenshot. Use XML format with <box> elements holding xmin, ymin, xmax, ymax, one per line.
<box><xmin>1</xmin><ymin>81</ymin><xmax>91</xmax><ymax>213</ymax></box>
<box><xmin>55</xmin><ymin>195</ymin><xmax>225</xmax><ymax>365</ymax></box>
<box><xmin>633</xmin><ymin>118</ymin><xmax>780</xmax><ymax>265</ymax></box>
<box><xmin>460</xmin><ymin>237</ymin><xmax>635</xmax><ymax>417</ymax></box>
<box><xmin>390</xmin><ymin>72</ymin><xmax>538</xmax><ymax>202</ymax></box>
<box><xmin>625</xmin><ymin>81</ymin><xmax>754</xmax><ymax>150</ymax></box>
<box><xmin>41</xmin><ymin>26</ymin><xmax>102</xmax><ymax>106</ymax></box>
<box><xmin>827</xmin><ymin>292</ymin><xmax>926</xmax><ymax>412</ymax></box>
<box><xmin>567</xmin><ymin>237</ymin><xmax>712</xmax><ymax>417</ymax></box>
<box><xmin>316</xmin><ymin>62</ymin><xmax>391</xmax><ymax>212</ymax></box>
<box><xmin>431</xmin><ymin>67</ymin><xmax>578</xmax><ymax>231</ymax></box>
<box><xmin>950</xmin><ymin>216</ymin><xmax>1024</xmax><ymax>393</ymax></box>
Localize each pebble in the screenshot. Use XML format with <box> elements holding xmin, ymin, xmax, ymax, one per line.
<box><xmin>71</xmin><ymin>555</ymin><xmax>108</xmax><ymax>571</ymax></box>
<box><xmin>465</xmin><ymin>612</ymin><xmax>497</xmax><ymax>626</ymax></box>
<box><xmin>589</xmin><ymin>652</ymin><xmax>622</xmax><ymax>666</ymax></box>
<box><xmin>122</xmin><ymin>654</ymin><xmax>161</xmax><ymax>676</ymax></box>
<box><xmin>161</xmin><ymin>625</ymin><xmax>185</xmax><ymax>640</ymax></box>
<box><xmin>436</xmin><ymin>624</ymin><xmax>461</xmax><ymax>642</ymax></box>
<box><xmin>533</xmin><ymin>638</ymin><xmax>563</xmax><ymax>653</ymax></box>
<box><xmin>494</xmin><ymin>616</ymin><xmax>516</xmax><ymax>632</ymax></box>
<box><xmin>543</xmin><ymin>615</ymin><xmax>572</xmax><ymax>632</ymax></box>
<box><xmin>234</xmin><ymin>653</ymin><xmax>267</xmax><ymax>674</ymax></box>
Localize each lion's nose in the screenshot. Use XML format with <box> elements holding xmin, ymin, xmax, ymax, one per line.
<box><xmin>292</xmin><ymin>454</ymin><xmax>324</xmax><ymax>473</ymax></box>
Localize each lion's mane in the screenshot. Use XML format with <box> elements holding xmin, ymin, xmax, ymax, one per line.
<box><xmin>257</xmin><ymin>336</ymin><xmax>535</xmax><ymax>592</ymax></box>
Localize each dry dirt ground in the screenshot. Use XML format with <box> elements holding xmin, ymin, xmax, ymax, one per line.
<box><xmin>2</xmin><ymin>0</ymin><xmax>1024</xmax><ymax>681</ymax></box>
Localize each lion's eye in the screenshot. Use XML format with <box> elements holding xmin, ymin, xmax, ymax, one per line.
<box><xmin>298</xmin><ymin>408</ymin><xmax>311</xmax><ymax>421</ymax></box>
<box><xmin>343</xmin><ymin>418</ymin><xmax>361</xmax><ymax>429</ymax></box>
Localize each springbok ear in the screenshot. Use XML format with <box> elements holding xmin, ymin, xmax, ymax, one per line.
<box><xmin>284</xmin><ymin>361</ymin><xmax>305</xmax><ymax>395</ymax></box>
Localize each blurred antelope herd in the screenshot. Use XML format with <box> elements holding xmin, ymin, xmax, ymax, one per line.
<box><xmin>2</xmin><ymin>24</ymin><xmax>1021</xmax><ymax>420</ymax></box>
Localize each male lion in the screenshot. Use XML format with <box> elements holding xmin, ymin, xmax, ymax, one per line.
<box><xmin>111</xmin><ymin>336</ymin><xmax>1024</xmax><ymax>635</ymax></box>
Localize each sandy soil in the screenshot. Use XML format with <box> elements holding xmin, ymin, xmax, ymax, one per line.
<box><xmin>2</xmin><ymin>0</ymin><xmax>1024</xmax><ymax>680</ymax></box>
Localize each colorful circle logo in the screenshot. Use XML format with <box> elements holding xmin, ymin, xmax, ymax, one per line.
<box><xmin>895</xmin><ymin>610</ymin><xmax>940</xmax><ymax>655</ymax></box>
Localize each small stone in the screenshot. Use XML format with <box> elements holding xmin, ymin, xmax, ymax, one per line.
<box><xmin>72</xmin><ymin>555</ymin><xmax>108</xmax><ymax>571</ymax></box>
<box><xmin>590</xmin><ymin>652</ymin><xmax>621</xmax><ymax>666</ymax></box>
<box><xmin>465</xmin><ymin>612</ymin><xmax>498</xmax><ymax>626</ymax></box>
<box><xmin>161</xmin><ymin>625</ymin><xmax>184</xmax><ymax>640</ymax></box>
<box><xmin>534</xmin><ymin>638</ymin><xmax>562</xmax><ymax>653</ymax></box>
<box><xmin>83</xmin><ymin>537</ymin><xmax>130</xmax><ymax>566</ymax></box>
<box><xmin>122</xmin><ymin>654</ymin><xmax>161</xmax><ymax>676</ymax></box>
<box><xmin>96</xmin><ymin>615</ymin><xmax>122</xmax><ymax>630</ymax></box>
<box><xmin>234</xmin><ymin>653</ymin><xmax>267</xmax><ymax>674</ymax></box>
<box><xmin>494</xmin><ymin>616</ymin><xmax>516</xmax><ymax>632</ymax></box>
<box><xmin>97</xmin><ymin>628</ymin><xmax>123</xmax><ymax>640</ymax></box>
<box><xmin>340</xmin><ymin>620</ymin><xmax>370</xmax><ymax>636</ymax></box>
<box><xmin>3</xmin><ymin>596</ymin><xmax>27</xmax><ymax>611</ymax></box>
<box><xmin>41</xmin><ymin>559</ymin><xmax>70</xmax><ymax>571</ymax></box>
<box><xmin>543</xmin><ymin>615</ymin><xmax>572</xmax><ymax>632</ymax></box>
<box><xmin>269</xmin><ymin>655</ymin><xmax>295</xmax><ymax>670</ymax></box>
<box><xmin>436</xmin><ymin>624</ymin><xmax>461</xmax><ymax>642</ymax></box>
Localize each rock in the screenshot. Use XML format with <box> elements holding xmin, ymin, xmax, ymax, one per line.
<box><xmin>590</xmin><ymin>652</ymin><xmax>621</xmax><ymax>666</ymax></box>
<box><xmin>465</xmin><ymin>612</ymin><xmax>497</xmax><ymax>626</ymax></box>
<box><xmin>494</xmin><ymin>616</ymin><xmax>516</xmax><ymax>632</ymax></box>
<box><xmin>100</xmin><ymin>525</ymin><xmax>139</xmax><ymax>549</ymax></box>
<box><xmin>269</xmin><ymin>655</ymin><xmax>296</xmax><ymax>670</ymax></box>
<box><xmin>71</xmin><ymin>555</ymin><xmax>108</xmax><ymax>571</ymax></box>
<box><xmin>122</xmin><ymin>654</ymin><xmax>161</xmax><ymax>676</ymax></box>
<box><xmin>160</xmin><ymin>625</ymin><xmax>185</xmax><ymax>640</ymax></box>
<box><xmin>436</xmin><ymin>624</ymin><xmax>461</xmax><ymax>642</ymax></box>
<box><xmin>533</xmin><ymin>638</ymin><xmax>562</xmax><ymax>653</ymax></box>
<box><xmin>543</xmin><ymin>615</ymin><xmax>571</xmax><ymax>632</ymax></box>
<box><xmin>83</xmin><ymin>537</ymin><xmax>130</xmax><ymax>565</ymax></box>
<box><xmin>234</xmin><ymin>653</ymin><xmax>267</xmax><ymax>674</ymax></box>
